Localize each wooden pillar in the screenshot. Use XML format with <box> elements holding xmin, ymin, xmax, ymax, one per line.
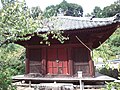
<box><xmin>25</xmin><ymin>47</ymin><xmax>29</xmax><ymax>74</ymax></box>
<box><xmin>42</xmin><ymin>48</ymin><xmax>47</xmax><ymax>75</ymax></box>
<box><xmin>87</xmin><ymin>43</ymin><xmax>95</xmax><ymax>77</ymax></box>
<box><xmin>89</xmin><ymin>59</ymin><xmax>95</xmax><ymax>77</ymax></box>
<box><xmin>88</xmin><ymin>51</ymin><xmax>95</xmax><ymax>77</ymax></box>
<box><xmin>69</xmin><ymin>59</ymin><xmax>73</xmax><ymax>76</ymax></box>
<box><xmin>68</xmin><ymin>48</ymin><xmax>73</xmax><ymax>76</ymax></box>
<box><xmin>42</xmin><ymin>59</ymin><xmax>46</xmax><ymax>75</ymax></box>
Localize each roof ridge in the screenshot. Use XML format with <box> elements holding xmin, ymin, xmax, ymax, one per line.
<box><xmin>56</xmin><ymin>16</ymin><xmax>115</xmax><ymax>22</ymax></box>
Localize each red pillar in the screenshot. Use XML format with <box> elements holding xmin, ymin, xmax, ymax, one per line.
<box><xmin>69</xmin><ymin>59</ymin><xmax>73</xmax><ymax>76</ymax></box>
<box><xmin>89</xmin><ymin>59</ymin><xmax>95</xmax><ymax>77</ymax></box>
<box><xmin>89</xmin><ymin>51</ymin><xmax>95</xmax><ymax>77</ymax></box>
<box><xmin>68</xmin><ymin>48</ymin><xmax>73</xmax><ymax>76</ymax></box>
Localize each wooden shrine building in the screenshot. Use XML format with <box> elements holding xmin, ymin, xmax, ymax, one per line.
<box><xmin>16</xmin><ymin>14</ymin><xmax>120</xmax><ymax>79</ymax></box>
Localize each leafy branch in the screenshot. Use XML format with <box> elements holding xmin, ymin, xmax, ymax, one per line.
<box><xmin>0</xmin><ymin>0</ymin><xmax>69</xmax><ymax>47</ymax></box>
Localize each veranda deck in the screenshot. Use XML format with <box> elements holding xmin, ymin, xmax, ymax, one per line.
<box><xmin>12</xmin><ymin>72</ymin><xmax>116</xmax><ymax>90</ymax></box>
<box><xmin>12</xmin><ymin>72</ymin><xmax>116</xmax><ymax>83</ymax></box>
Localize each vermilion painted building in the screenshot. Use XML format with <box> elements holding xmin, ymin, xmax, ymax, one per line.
<box><xmin>17</xmin><ymin>15</ymin><xmax>120</xmax><ymax>79</ymax></box>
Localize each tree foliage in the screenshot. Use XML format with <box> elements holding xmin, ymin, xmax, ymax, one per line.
<box><xmin>43</xmin><ymin>5</ymin><xmax>57</xmax><ymax>18</ymax></box>
<box><xmin>0</xmin><ymin>0</ymin><xmax>69</xmax><ymax>89</ymax></box>
<box><xmin>91</xmin><ymin>0</ymin><xmax>120</xmax><ymax>18</ymax></box>
<box><xmin>0</xmin><ymin>0</ymin><xmax>68</xmax><ymax>47</ymax></box>
<box><xmin>102</xmin><ymin>0</ymin><xmax>120</xmax><ymax>17</ymax></box>
<box><xmin>91</xmin><ymin>6</ymin><xmax>102</xmax><ymax>18</ymax></box>
<box><xmin>43</xmin><ymin>0</ymin><xmax>83</xmax><ymax>18</ymax></box>
<box><xmin>31</xmin><ymin>6</ymin><xmax>42</xmax><ymax>19</ymax></box>
<box><xmin>0</xmin><ymin>0</ymin><xmax>39</xmax><ymax>46</ymax></box>
<box><xmin>0</xmin><ymin>43</ymin><xmax>25</xmax><ymax>90</ymax></box>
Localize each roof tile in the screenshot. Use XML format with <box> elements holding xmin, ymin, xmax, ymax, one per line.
<box><xmin>37</xmin><ymin>15</ymin><xmax>120</xmax><ymax>32</ymax></box>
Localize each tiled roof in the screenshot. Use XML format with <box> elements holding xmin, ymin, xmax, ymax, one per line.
<box><xmin>37</xmin><ymin>14</ymin><xmax>120</xmax><ymax>32</ymax></box>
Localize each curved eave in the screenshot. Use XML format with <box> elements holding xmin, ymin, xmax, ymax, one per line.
<box><xmin>91</xmin><ymin>22</ymin><xmax>119</xmax><ymax>49</ymax></box>
<box><xmin>63</xmin><ymin>22</ymin><xmax>119</xmax><ymax>49</ymax></box>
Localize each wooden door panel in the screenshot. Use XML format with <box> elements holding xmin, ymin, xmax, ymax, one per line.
<box><xmin>47</xmin><ymin>48</ymin><xmax>68</xmax><ymax>75</ymax></box>
<box><xmin>53</xmin><ymin>68</ymin><xmax>57</xmax><ymax>74</ymax></box>
<box><xmin>53</xmin><ymin>62</ymin><xmax>57</xmax><ymax>67</ymax></box>
<box><xmin>64</xmin><ymin>61</ymin><xmax>67</xmax><ymax>66</ymax></box>
<box><xmin>58</xmin><ymin>48</ymin><xmax>68</xmax><ymax>74</ymax></box>
<box><xmin>48</xmin><ymin>61</ymin><xmax>52</xmax><ymax>66</ymax></box>
<box><xmin>64</xmin><ymin>68</ymin><xmax>67</xmax><ymax>74</ymax></box>
<box><xmin>49</xmin><ymin>68</ymin><xmax>52</xmax><ymax>74</ymax></box>
<box><xmin>58</xmin><ymin>62</ymin><xmax>63</xmax><ymax>67</ymax></box>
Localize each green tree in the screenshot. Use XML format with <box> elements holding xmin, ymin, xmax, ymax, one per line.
<box><xmin>0</xmin><ymin>0</ymin><xmax>68</xmax><ymax>46</ymax></box>
<box><xmin>64</xmin><ymin>3</ymin><xmax>83</xmax><ymax>17</ymax></box>
<box><xmin>31</xmin><ymin>6</ymin><xmax>42</xmax><ymax>19</ymax></box>
<box><xmin>108</xmin><ymin>28</ymin><xmax>120</xmax><ymax>58</ymax></box>
<box><xmin>43</xmin><ymin>0</ymin><xmax>83</xmax><ymax>18</ymax></box>
<box><xmin>90</xmin><ymin>0</ymin><xmax>120</xmax><ymax>18</ymax></box>
<box><xmin>0</xmin><ymin>1</ymin><xmax>26</xmax><ymax>89</ymax></box>
<box><xmin>102</xmin><ymin>0</ymin><xmax>120</xmax><ymax>17</ymax></box>
<box><xmin>91</xmin><ymin>6</ymin><xmax>102</xmax><ymax>18</ymax></box>
<box><xmin>43</xmin><ymin>5</ymin><xmax>57</xmax><ymax>18</ymax></box>
<box><xmin>0</xmin><ymin>43</ymin><xmax>25</xmax><ymax>90</ymax></box>
<box><xmin>0</xmin><ymin>0</ymin><xmax>39</xmax><ymax>46</ymax></box>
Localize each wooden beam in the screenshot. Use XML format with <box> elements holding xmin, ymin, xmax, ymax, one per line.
<box><xmin>25</xmin><ymin>44</ymin><xmax>92</xmax><ymax>48</ymax></box>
